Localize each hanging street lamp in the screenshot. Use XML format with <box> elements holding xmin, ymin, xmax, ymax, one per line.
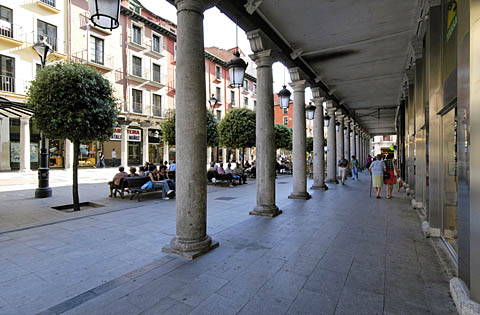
<box><xmin>33</xmin><ymin>36</ymin><xmax>53</xmax><ymax>198</ymax></box>
<box><xmin>335</xmin><ymin>121</ymin><xmax>340</xmax><ymax>131</ymax></box>
<box><xmin>305</xmin><ymin>102</ymin><xmax>316</xmax><ymax>120</ymax></box>
<box><xmin>278</xmin><ymin>85</ymin><xmax>291</xmax><ymax>109</ymax></box>
<box><xmin>227</xmin><ymin>51</ymin><xmax>248</xmax><ymax>88</ymax></box>
<box><xmin>89</xmin><ymin>0</ymin><xmax>121</xmax><ymax>30</ymax></box>
<box><xmin>324</xmin><ymin>111</ymin><xmax>331</xmax><ymax>127</ymax></box>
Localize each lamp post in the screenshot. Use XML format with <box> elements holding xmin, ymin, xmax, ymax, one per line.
<box><xmin>208</xmin><ymin>94</ymin><xmax>217</xmax><ymax>112</ymax></box>
<box><xmin>33</xmin><ymin>37</ymin><xmax>52</xmax><ymax>198</ymax></box>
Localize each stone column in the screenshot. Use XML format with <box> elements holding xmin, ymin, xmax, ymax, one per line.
<box><xmin>344</xmin><ymin>117</ymin><xmax>351</xmax><ymax>162</ymax></box>
<box><xmin>247</xmin><ymin>29</ymin><xmax>281</xmax><ymax>217</ymax></box>
<box><xmin>163</xmin><ymin>143</ymin><xmax>169</xmax><ymax>163</ymax></box>
<box><xmin>19</xmin><ymin>117</ymin><xmax>31</xmax><ymax>172</ymax></box>
<box><xmin>311</xmin><ymin>90</ymin><xmax>327</xmax><ymax>190</ymax></box>
<box><xmin>207</xmin><ymin>147</ymin><xmax>212</xmax><ymax>165</ymax></box>
<box><xmin>222</xmin><ymin>148</ymin><xmax>227</xmax><ymax>163</ymax></box>
<box><xmin>163</xmin><ymin>0</ymin><xmax>218</xmax><ymax>259</ymax></box>
<box><xmin>349</xmin><ymin>122</ymin><xmax>355</xmax><ymax>158</ymax></box>
<box><xmin>326</xmin><ymin>102</ymin><xmax>338</xmax><ymax>183</ymax></box>
<box><xmin>142</xmin><ymin>127</ymin><xmax>149</xmax><ymax>165</ymax></box>
<box><xmin>336</xmin><ymin>113</ymin><xmax>344</xmax><ymax>177</ymax></box>
<box><xmin>64</xmin><ymin>139</ymin><xmax>74</xmax><ymax>169</ymax></box>
<box><xmin>288</xmin><ymin>68</ymin><xmax>310</xmax><ymax>200</ymax></box>
<box><xmin>355</xmin><ymin>127</ymin><xmax>361</xmax><ymax>170</ymax></box>
<box><xmin>120</xmin><ymin>124</ymin><xmax>128</xmax><ymax>167</ymax></box>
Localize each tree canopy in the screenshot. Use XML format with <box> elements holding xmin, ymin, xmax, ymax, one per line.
<box><xmin>218</xmin><ymin>108</ymin><xmax>256</xmax><ymax>149</ymax></box>
<box><xmin>160</xmin><ymin>110</ymin><xmax>219</xmax><ymax>147</ymax></box>
<box><xmin>28</xmin><ymin>62</ymin><xmax>117</xmax><ymax>142</ymax></box>
<box><xmin>27</xmin><ymin>62</ymin><xmax>118</xmax><ymax>210</ymax></box>
<box><xmin>306</xmin><ymin>137</ymin><xmax>314</xmax><ymax>152</ymax></box>
<box><xmin>274</xmin><ymin>124</ymin><xmax>292</xmax><ymax>150</ymax></box>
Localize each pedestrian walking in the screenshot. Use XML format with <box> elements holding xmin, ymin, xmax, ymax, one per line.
<box><xmin>95</xmin><ymin>151</ymin><xmax>106</xmax><ymax>168</ymax></box>
<box><xmin>338</xmin><ymin>154</ymin><xmax>349</xmax><ymax>185</ymax></box>
<box><xmin>384</xmin><ymin>153</ymin><xmax>399</xmax><ymax>199</ymax></box>
<box><xmin>111</xmin><ymin>148</ymin><xmax>116</xmax><ymax>167</ymax></box>
<box><xmin>351</xmin><ymin>155</ymin><xmax>359</xmax><ymax>180</ymax></box>
<box><xmin>369</xmin><ymin>154</ymin><xmax>386</xmax><ymax>198</ymax></box>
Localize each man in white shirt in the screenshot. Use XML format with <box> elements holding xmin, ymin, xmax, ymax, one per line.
<box><xmin>111</xmin><ymin>148</ymin><xmax>116</xmax><ymax>167</ymax></box>
<box><xmin>168</xmin><ymin>160</ymin><xmax>176</xmax><ymax>171</ymax></box>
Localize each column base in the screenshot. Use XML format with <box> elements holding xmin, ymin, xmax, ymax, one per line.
<box><xmin>288</xmin><ymin>192</ymin><xmax>311</xmax><ymax>200</ymax></box>
<box><xmin>250</xmin><ymin>205</ymin><xmax>283</xmax><ymax>217</ymax></box>
<box><xmin>162</xmin><ymin>235</ymin><xmax>218</xmax><ymax>260</ymax></box>
<box><xmin>311</xmin><ymin>184</ymin><xmax>328</xmax><ymax>190</ymax></box>
<box><xmin>35</xmin><ymin>187</ymin><xmax>52</xmax><ymax>198</ymax></box>
<box><xmin>326</xmin><ymin>178</ymin><xmax>339</xmax><ymax>184</ymax></box>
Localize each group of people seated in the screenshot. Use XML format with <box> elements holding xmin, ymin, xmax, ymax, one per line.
<box><xmin>207</xmin><ymin>162</ymin><xmax>247</xmax><ymax>186</ymax></box>
<box><xmin>107</xmin><ymin>161</ymin><xmax>177</xmax><ymax>200</ymax></box>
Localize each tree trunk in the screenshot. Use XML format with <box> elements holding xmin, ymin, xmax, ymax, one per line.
<box><xmin>72</xmin><ymin>140</ymin><xmax>80</xmax><ymax>211</ymax></box>
<box><xmin>242</xmin><ymin>147</ymin><xmax>245</xmax><ymax>167</ymax></box>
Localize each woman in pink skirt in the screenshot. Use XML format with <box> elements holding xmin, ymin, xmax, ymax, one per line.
<box><xmin>384</xmin><ymin>153</ymin><xmax>399</xmax><ymax>199</ymax></box>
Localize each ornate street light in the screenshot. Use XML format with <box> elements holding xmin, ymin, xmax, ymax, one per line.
<box><xmin>278</xmin><ymin>85</ymin><xmax>291</xmax><ymax>109</ymax></box>
<box><xmin>228</xmin><ymin>51</ymin><xmax>248</xmax><ymax>88</ymax></box>
<box><xmin>89</xmin><ymin>0</ymin><xmax>121</xmax><ymax>30</ymax></box>
<box><xmin>305</xmin><ymin>102</ymin><xmax>316</xmax><ymax>120</ymax></box>
<box><xmin>324</xmin><ymin>111</ymin><xmax>331</xmax><ymax>127</ymax></box>
<box><xmin>33</xmin><ymin>37</ymin><xmax>53</xmax><ymax>198</ymax></box>
<box><xmin>208</xmin><ymin>94</ymin><xmax>218</xmax><ymax>109</ymax></box>
<box><xmin>335</xmin><ymin>121</ymin><xmax>340</xmax><ymax>131</ymax></box>
<box><xmin>33</xmin><ymin>36</ymin><xmax>52</xmax><ymax>67</ymax></box>
<box><xmin>227</xmin><ymin>23</ymin><xmax>248</xmax><ymax>88</ymax></box>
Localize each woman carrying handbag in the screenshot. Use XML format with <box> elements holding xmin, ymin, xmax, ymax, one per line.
<box><xmin>384</xmin><ymin>153</ymin><xmax>400</xmax><ymax>199</ymax></box>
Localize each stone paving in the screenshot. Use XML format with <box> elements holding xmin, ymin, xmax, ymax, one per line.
<box><xmin>0</xmin><ymin>171</ymin><xmax>456</xmax><ymax>314</ymax></box>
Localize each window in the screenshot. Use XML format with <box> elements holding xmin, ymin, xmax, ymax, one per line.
<box><xmin>153</xmin><ymin>94</ymin><xmax>162</xmax><ymax>116</ymax></box>
<box><xmin>152</xmin><ymin>64</ymin><xmax>161</xmax><ymax>83</ymax></box>
<box><xmin>215</xmin><ymin>65</ymin><xmax>221</xmax><ymax>80</ymax></box>
<box><xmin>89</xmin><ymin>36</ymin><xmax>104</xmax><ymax>65</ymax></box>
<box><xmin>132</xmin><ymin>25</ymin><xmax>141</xmax><ymax>45</ymax></box>
<box><xmin>283</xmin><ymin>108</ymin><xmax>288</xmax><ymax>114</ymax></box>
<box><xmin>243</xmin><ymin>97</ymin><xmax>248</xmax><ymax>107</ymax></box>
<box><xmin>243</xmin><ymin>79</ymin><xmax>248</xmax><ymax>90</ymax></box>
<box><xmin>0</xmin><ymin>6</ymin><xmax>13</xmax><ymax>38</ymax></box>
<box><xmin>216</xmin><ymin>87</ymin><xmax>221</xmax><ymax>103</ymax></box>
<box><xmin>383</xmin><ymin>135</ymin><xmax>391</xmax><ymax>141</ymax></box>
<box><xmin>253</xmin><ymin>83</ymin><xmax>257</xmax><ymax>93</ymax></box>
<box><xmin>132</xmin><ymin>56</ymin><xmax>142</xmax><ymax>77</ymax></box>
<box><xmin>216</xmin><ymin>110</ymin><xmax>221</xmax><ymax>121</ymax></box>
<box><xmin>132</xmin><ymin>89</ymin><xmax>142</xmax><ymax>113</ymax></box>
<box><xmin>174</xmin><ymin>43</ymin><xmax>177</xmax><ymax>61</ymax></box>
<box><xmin>254</xmin><ymin>100</ymin><xmax>256</xmax><ymax>109</ymax></box>
<box><xmin>230</xmin><ymin>90</ymin><xmax>235</xmax><ymax>106</ymax></box>
<box><xmin>283</xmin><ymin>117</ymin><xmax>288</xmax><ymax>126</ymax></box>
<box><xmin>152</xmin><ymin>34</ymin><xmax>161</xmax><ymax>53</ymax></box>
<box><xmin>0</xmin><ymin>54</ymin><xmax>14</xmax><ymax>92</ymax></box>
<box><xmin>37</xmin><ymin>20</ymin><xmax>57</xmax><ymax>51</ymax></box>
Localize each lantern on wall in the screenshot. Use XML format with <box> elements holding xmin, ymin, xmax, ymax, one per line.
<box><xmin>324</xmin><ymin>112</ymin><xmax>331</xmax><ymax>127</ymax></box>
<box><xmin>89</xmin><ymin>0</ymin><xmax>121</xmax><ymax>30</ymax></box>
<box><xmin>305</xmin><ymin>102</ymin><xmax>316</xmax><ymax>120</ymax></box>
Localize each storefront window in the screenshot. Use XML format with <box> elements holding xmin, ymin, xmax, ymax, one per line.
<box><xmin>442</xmin><ymin>108</ymin><xmax>457</xmax><ymax>254</ymax></box>
<box><xmin>128</xmin><ymin>142</ymin><xmax>142</xmax><ymax>165</ymax></box>
<box><xmin>79</xmin><ymin>142</ymin><xmax>97</xmax><ymax>167</ymax></box>
<box><xmin>148</xmin><ymin>144</ymin><xmax>163</xmax><ymax>164</ymax></box>
<box><xmin>48</xmin><ymin>139</ymin><xmax>63</xmax><ymax>168</ymax></box>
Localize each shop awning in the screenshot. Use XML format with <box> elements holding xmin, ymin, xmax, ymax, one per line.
<box><xmin>0</xmin><ymin>97</ymin><xmax>33</xmax><ymax>118</ymax></box>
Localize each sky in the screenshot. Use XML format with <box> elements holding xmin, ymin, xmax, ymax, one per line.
<box><xmin>139</xmin><ymin>0</ymin><xmax>313</xmax><ymax>102</ymax></box>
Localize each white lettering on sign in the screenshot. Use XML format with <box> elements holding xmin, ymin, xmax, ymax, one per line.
<box><xmin>110</xmin><ymin>128</ymin><xmax>141</xmax><ymax>142</ymax></box>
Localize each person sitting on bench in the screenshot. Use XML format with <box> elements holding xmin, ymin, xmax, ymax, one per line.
<box><xmin>207</xmin><ymin>162</ymin><xmax>217</xmax><ymax>182</ymax></box>
<box><xmin>108</xmin><ymin>166</ymin><xmax>128</xmax><ymax>197</ymax></box>
<box><xmin>148</xmin><ymin>164</ymin><xmax>174</xmax><ymax>200</ymax></box>
<box><xmin>218</xmin><ymin>162</ymin><xmax>234</xmax><ymax>186</ymax></box>
<box><xmin>128</xmin><ymin>167</ymin><xmax>139</xmax><ymax>177</ymax></box>
<box><xmin>158</xmin><ymin>165</ymin><xmax>175</xmax><ymax>191</ymax></box>
<box><xmin>233</xmin><ymin>163</ymin><xmax>247</xmax><ymax>184</ymax></box>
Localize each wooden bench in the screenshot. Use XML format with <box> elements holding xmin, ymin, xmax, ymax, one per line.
<box><xmin>114</xmin><ymin>176</ymin><xmax>163</xmax><ymax>201</ymax></box>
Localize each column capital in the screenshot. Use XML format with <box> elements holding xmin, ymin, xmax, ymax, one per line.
<box><xmin>312</xmin><ymin>96</ymin><xmax>326</xmax><ymax>105</ymax></box>
<box><xmin>288</xmin><ymin>67</ymin><xmax>307</xmax><ymax>82</ymax></box>
<box><xmin>175</xmin><ymin>0</ymin><xmax>214</xmax><ymax>13</ymax></box>
<box><xmin>311</xmin><ymin>87</ymin><xmax>327</xmax><ymax>99</ymax></box>
<box><xmin>326</xmin><ymin>106</ymin><xmax>337</xmax><ymax>115</ymax></box>
<box><xmin>343</xmin><ymin>117</ymin><xmax>351</xmax><ymax>125</ymax></box>
<box><xmin>20</xmin><ymin>116</ymin><xmax>30</xmax><ymax>122</ymax></box>
<box><xmin>289</xmin><ymin>80</ymin><xmax>307</xmax><ymax>92</ymax></box>
<box><xmin>249</xmin><ymin>49</ymin><xmax>273</xmax><ymax>68</ymax></box>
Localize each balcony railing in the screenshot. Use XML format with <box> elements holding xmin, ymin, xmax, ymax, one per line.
<box><xmin>71</xmin><ymin>49</ymin><xmax>114</xmax><ymax>70</ymax></box>
<box><xmin>0</xmin><ymin>22</ymin><xmax>29</xmax><ymax>44</ymax></box>
<box><xmin>0</xmin><ymin>75</ymin><xmax>30</xmax><ymax>94</ymax></box>
<box><xmin>145</xmin><ymin>38</ymin><xmax>166</xmax><ymax>56</ymax></box>
<box><xmin>37</xmin><ymin>35</ymin><xmax>57</xmax><ymax>51</ymax></box>
<box><xmin>152</xmin><ymin>105</ymin><xmax>163</xmax><ymax>117</ymax></box>
<box><xmin>40</xmin><ymin>0</ymin><xmax>55</xmax><ymax>7</ymax></box>
<box><xmin>132</xmin><ymin>102</ymin><xmax>143</xmax><ymax>114</ymax></box>
<box><xmin>128</xmin><ymin>66</ymin><xmax>149</xmax><ymax>81</ymax></box>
